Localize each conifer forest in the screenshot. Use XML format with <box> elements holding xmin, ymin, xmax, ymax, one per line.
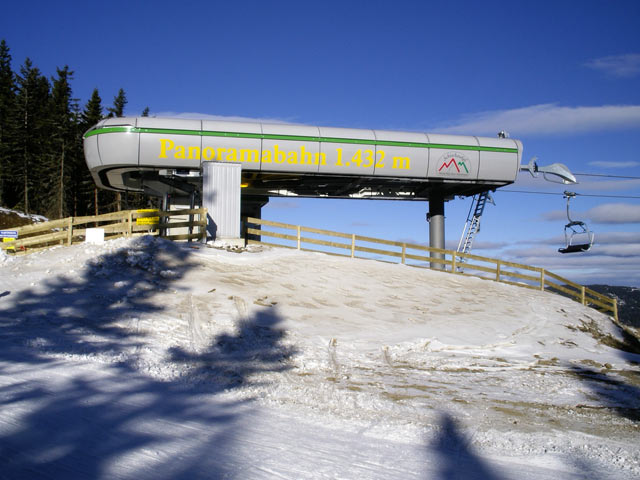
<box><xmin>0</xmin><ymin>39</ymin><xmax>151</xmax><ymax>219</ymax></box>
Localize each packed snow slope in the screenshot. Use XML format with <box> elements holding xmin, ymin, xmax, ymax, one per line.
<box><xmin>0</xmin><ymin>237</ymin><xmax>638</xmax><ymax>479</ymax></box>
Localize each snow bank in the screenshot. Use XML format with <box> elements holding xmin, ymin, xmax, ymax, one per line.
<box><xmin>0</xmin><ymin>236</ymin><xmax>638</xmax><ymax>479</ymax></box>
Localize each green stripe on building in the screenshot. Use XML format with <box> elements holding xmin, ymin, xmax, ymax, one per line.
<box><xmin>84</xmin><ymin>126</ymin><xmax>518</xmax><ymax>153</ymax></box>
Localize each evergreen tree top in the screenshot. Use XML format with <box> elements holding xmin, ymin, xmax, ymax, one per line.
<box><xmin>107</xmin><ymin>88</ymin><xmax>127</xmax><ymax>118</ymax></box>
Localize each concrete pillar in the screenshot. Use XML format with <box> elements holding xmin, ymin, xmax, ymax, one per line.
<box><xmin>202</xmin><ymin>162</ymin><xmax>241</xmax><ymax>241</ymax></box>
<box><xmin>428</xmin><ymin>196</ymin><xmax>445</xmax><ymax>270</ymax></box>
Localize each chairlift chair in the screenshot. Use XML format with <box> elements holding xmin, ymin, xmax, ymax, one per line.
<box><xmin>558</xmin><ymin>191</ymin><xmax>594</xmax><ymax>254</ymax></box>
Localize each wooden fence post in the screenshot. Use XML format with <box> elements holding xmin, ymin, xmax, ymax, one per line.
<box><xmin>296</xmin><ymin>225</ymin><xmax>301</xmax><ymax>250</ymax></box>
<box><xmin>540</xmin><ymin>269</ymin><xmax>545</xmax><ymax>291</ymax></box>
<box><xmin>496</xmin><ymin>260</ymin><xmax>501</xmax><ymax>282</ymax></box>
<box><xmin>351</xmin><ymin>234</ymin><xmax>356</xmax><ymax>258</ymax></box>
<box><xmin>67</xmin><ymin>217</ymin><xmax>73</xmax><ymax>246</ymax></box>
<box><xmin>451</xmin><ymin>253</ymin><xmax>457</xmax><ymax>273</ymax></box>
<box><xmin>127</xmin><ymin>210</ymin><xmax>133</xmax><ymax>237</ymax></box>
<box><xmin>401</xmin><ymin>243</ymin><xmax>406</xmax><ymax>264</ymax></box>
<box><xmin>581</xmin><ymin>286</ymin><xmax>586</xmax><ymax>305</ymax></box>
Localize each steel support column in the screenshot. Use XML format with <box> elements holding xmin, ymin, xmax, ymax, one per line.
<box><xmin>429</xmin><ymin>196</ymin><xmax>445</xmax><ymax>270</ymax></box>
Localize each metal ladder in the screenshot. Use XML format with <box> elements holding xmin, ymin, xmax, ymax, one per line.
<box><xmin>457</xmin><ymin>191</ymin><xmax>493</xmax><ymax>259</ymax></box>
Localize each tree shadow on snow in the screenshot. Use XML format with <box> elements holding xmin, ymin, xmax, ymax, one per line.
<box><xmin>168</xmin><ymin>307</ymin><xmax>296</xmax><ymax>390</ymax></box>
<box><xmin>430</xmin><ymin>413</ymin><xmax>505</xmax><ymax>480</ymax></box>
<box><xmin>0</xmin><ymin>237</ymin><xmax>296</xmax><ymax>479</ymax></box>
<box><xmin>568</xmin><ymin>365</ymin><xmax>640</xmax><ymax>422</ymax></box>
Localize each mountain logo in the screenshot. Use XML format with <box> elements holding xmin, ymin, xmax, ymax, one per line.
<box><xmin>437</xmin><ymin>152</ymin><xmax>470</xmax><ymax>175</ymax></box>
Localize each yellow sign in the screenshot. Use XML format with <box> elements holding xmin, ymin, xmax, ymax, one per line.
<box><xmin>2</xmin><ymin>237</ymin><xmax>16</xmax><ymax>251</ymax></box>
<box><xmin>136</xmin><ymin>209</ymin><xmax>159</xmax><ymax>225</ymax></box>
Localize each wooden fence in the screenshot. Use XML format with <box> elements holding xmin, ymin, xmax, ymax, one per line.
<box><xmin>0</xmin><ymin>207</ymin><xmax>207</xmax><ymax>254</ymax></box>
<box><xmin>245</xmin><ymin>217</ymin><xmax>618</xmax><ymax>320</ymax></box>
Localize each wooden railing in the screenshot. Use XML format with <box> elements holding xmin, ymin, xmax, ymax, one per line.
<box><xmin>1</xmin><ymin>207</ymin><xmax>207</xmax><ymax>254</ymax></box>
<box><xmin>245</xmin><ymin>217</ymin><xmax>618</xmax><ymax>320</ymax></box>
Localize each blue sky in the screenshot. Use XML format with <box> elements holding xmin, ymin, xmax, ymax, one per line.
<box><xmin>2</xmin><ymin>0</ymin><xmax>639</xmax><ymax>285</ymax></box>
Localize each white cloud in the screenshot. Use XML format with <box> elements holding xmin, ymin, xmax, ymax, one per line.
<box><xmin>585</xmin><ymin>203</ymin><xmax>640</xmax><ymax>224</ymax></box>
<box><xmin>588</xmin><ymin>160</ymin><xmax>640</xmax><ymax>169</ymax></box>
<box><xmin>435</xmin><ymin>104</ymin><xmax>640</xmax><ymax>136</ymax></box>
<box><xmin>592</xmin><ymin>231</ymin><xmax>640</xmax><ymax>244</ymax></box>
<box><xmin>152</xmin><ymin>111</ymin><xmax>295</xmax><ymax>125</ymax></box>
<box><xmin>584</xmin><ymin>53</ymin><xmax>640</xmax><ymax>78</ymax></box>
<box><xmin>541</xmin><ymin>209</ymin><xmax>571</xmax><ymax>222</ymax></box>
<box><xmin>542</xmin><ymin>203</ymin><xmax>640</xmax><ymax>224</ymax></box>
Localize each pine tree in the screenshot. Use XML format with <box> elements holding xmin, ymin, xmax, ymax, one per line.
<box><xmin>141</xmin><ymin>106</ymin><xmax>150</xmax><ymax>117</ymax></box>
<box><xmin>107</xmin><ymin>88</ymin><xmax>127</xmax><ymax>118</ymax></box>
<box><xmin>106</xmin><ymin>88</ymin><xmax>128</xmax><ymax>210</ymax></box>
<box><xmin>48</xmin><ymin>66</ymin><xmax>78</xmax><ymax>218</ymax></box>
<box><xmin>13</xmin><ymin>58</ymin><xmax>51</xmax><ymax>214</ymax></box>
<box><xmin>80</xmin><ymin>88</ymin><xmax>105</xmax><ymax>215</ymax></box>
<box><xmin>0</xmin><ymin>40</ymin><xmax>17</xmax><ymax>207</ymax></box>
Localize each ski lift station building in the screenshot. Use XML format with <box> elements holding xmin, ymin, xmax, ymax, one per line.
<box><xmin>83</xmin><ymin>116</ymin><xmax>525</xmax><ymax>256</ymax></box>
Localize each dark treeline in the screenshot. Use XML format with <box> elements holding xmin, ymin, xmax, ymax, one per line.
<box><xmin>0</xmin><ymin>39</ymin><xmax>152</xmax><ymax>219</ymax></box>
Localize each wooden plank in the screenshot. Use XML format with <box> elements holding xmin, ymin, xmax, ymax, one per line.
<box><xmin>497</xmin><ymin>260</ymin><xmax>541</xmax><ymax>272</ymax></box>
<box><xmin>154</xmin><ymin>207</ymin><xmax>206</xmax><ymax>217</ymax></box>
<box><xmin>355</xmin><ymin>245</ymin><xmax>404</xmax><ymax>258</ymax></box>
<box><xmin>585</xmin><ymin>296</ymin><xmax>616</xmax><ymax>312</ymax></box>
<box><xmin>103</xmin><ymin>222</ymin><xmax>130</xmax><ymax>233</ymax></box>
<box><xmin>354</xmin><ymin>234</ymin><xmax>406</xmax><ymax>247</ymax></box>
<box><xmin>157</xmin><ymin>220</ymin><xmax>206</xmax><ymax>229</ymax></box>
<box><xmin>497</xmin><ymin>270</ymin><xmax>540</xmax><ymax>283</ymax></box>
<box><xmin>161</xmin><ymin>232</ymin><xmax>206</xmax><ymax>241</ymax></box>
<box><xmin>404</xmin><ymin>253</ymin><xmax>431</xmax><ymax>263</ymax></box>
<box><xmin>546</xmin><ymin>283</ymin><xmax>582</xmax><ymax>301</ymax></box>
<box><xmin>247</xmin><ymin>228</ymin><xmax>297</xmax><ymax>242</ymax></box>
<box><xmin>457</xmin><ymin>263</ymin><xmax>497</xmax><ymax>275</ymax></box>
<box><xmin>7</xmin><ymin>230</ymin><xmax>68</xmax><ymax>248</ymax></box>
<box><xmin>425</xmin><ymin>256</ymin><xmax>452</xmax><ymax>267</ymax></box>
<box><xmin>301</xmin><ymin>225</ymin><xmax>353</xmax><ymax>239</ymax></box>
<box><xmin>73</xmin><ymin>211</ymin><xmax>129</xmax><ymax>225</ymax></box>
<box><xmin>584</xmin><ymin>290</ymin><xmax>614</xmax><ymax>305</ymax></box>
<box><xmin>248</xmin><ymin>240</ymin><xmax>296</xmax><ymax>250</ymax></box>
<box><xmin>13</xmin><ymin>218</ymin><xmax>68</xmax><ymax>235</ymax></box>
<box><xmin>584</xmin><ymin>287</ymin><xmax>615</xmax><ymax>304</ymax></box>
<box><xmin>301</xmin><ymin>236</ymin><xmax>352</xmax><ymax>251</ymax></box>
<box><xmin>246</xmin><ymin>217</ymin><xmax>297</xmax><ymax>230</ymax></box>
<box><xmin>132</xmin><ymin>224</ymin><xmax>158</xmax><ymax>233</ymax></box>
<box><xmin>456</xmin><ymin>250</ymin><xmax>500</xmax><ymax>265</ymax></box>
<box><xmin>545</xmin><ymin>270</ymin><xmax>583</xmax><ymax>289</ymax></box>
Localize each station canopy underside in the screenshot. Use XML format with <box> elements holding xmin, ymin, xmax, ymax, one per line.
<box><xmin>237</xmin><ymin>171</ymin><xmax>509</xmax><ymax>200</ymax></box>
<box><xmin>124</xmin><ymin>168</ymin><xmax>511</xmax><ymax>201</ymax></box>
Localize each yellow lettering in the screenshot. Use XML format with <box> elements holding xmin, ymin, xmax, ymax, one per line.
<box><xmin>315</xmin><ymin>152</ymin><xmax>326</xmax><ymax>166</ymax></box>
<box><xmin>240</xmin><ymin>149</ymin><xmax>259</xmax><ymax>163</ymax></box>
<box><xmin>226</xmin><ymin>148</ymin><xmax>238</xmax><ymax>162</ymax></box>
<box><xmin>274</xmin><ymin>144</ymin><xmax>286</xmax><ymax>164</ymax></box>
<box><xmin>300</xmin><ymin>146</ymin><xmax>312</xmax><ymax>164</ymax></box>
<box><xmin>202</xmin><ymin>147</ymin><xmax>216</xmax><ymax>160</ymax></box>
<box><xmin>392</xmin><ymin>156</ymin><xmax>410</xmax><ymax>169</ymax></box>
<box><xmin>287</xmin><ymin>150</ymin><xmax>298</xmax><ymax>164</ymax></box>
<box><xmin>217</xmin><ymin>148</ymin><xmax>226</xmax><ymax>159</ymax></box>
<box><xmin>188</xmin><ymin>146</ymin><xmax>201</xmax><ymax>160</ymax></box>
<box><xmin>175</xmin><ymin>145</ymin><xmax>186</xmax><ymax>159</ymax></box>
<box><xmin>158</xmin><ymin>138</ymin><xmax>174</xmax><ymax>159</ymax></box>
<box><xmin>261</xmin><ymin>150</ymin><xmax>272</xmax><ymax>163</ymax></box>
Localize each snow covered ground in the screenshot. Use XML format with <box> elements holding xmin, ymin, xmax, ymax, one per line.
<box><xmin>0</xmin><ymin>236</ymin><xmax>638</xmax><ymax>479</ymax></box>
